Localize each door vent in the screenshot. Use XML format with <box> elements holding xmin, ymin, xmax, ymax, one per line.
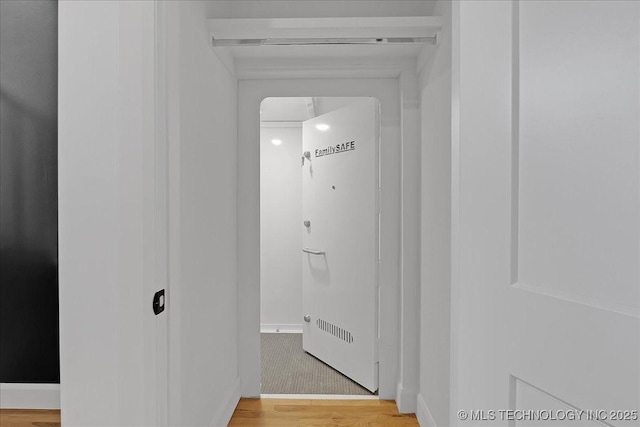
<box><xmin>317</xmin><ymin>318</ymin><xmax>353</xmax><ymax>343</ymax></box>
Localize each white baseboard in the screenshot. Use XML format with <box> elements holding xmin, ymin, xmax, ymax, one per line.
<box><xmin>416</xmin><ymin>393</ymin><xmax>437</xmax><ymax>427</ymax></box>
<box><xmin>0</xmin><ymin>383</ymin><xmax>60</xmax><ymax>409</ymax></box>
<box><xmin>395</xmin><ymin>382</ymin><xmax>417</xmax><ymax>414</ymax></box>
<box><xmin>260</xmin><ymin>323</ymin><xmax>302</xmax><ymax>333</ymax></box>
<box><xmin>210</xmin><ymin>376</ymin><xmax>241</xmax><ymax>427</ymax></box>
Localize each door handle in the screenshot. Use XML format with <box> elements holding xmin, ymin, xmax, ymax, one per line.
<box><xmin>303</xmin><ymin>248</ymin><xmax>325</xmax><ymax>255</ymax></box>
<box><xmin>304</xmin><ymin>315</ymin><xmax>311</xmax><ymax>323</ymax></box>
<box><xmin>152</xmin><ymin>289</ymin><xmax>165</xmax><ymax>315</ymax></box>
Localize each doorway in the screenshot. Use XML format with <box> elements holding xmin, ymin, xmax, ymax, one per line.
<box><xmin>238</xmin><ymin>77</ymin><xmax>404</xmax><ymax>400</ymax></box>
<box><xmin>259</xmin><ymin>97</ymin><xmax>380</xmax><ymax>396</ymax></box>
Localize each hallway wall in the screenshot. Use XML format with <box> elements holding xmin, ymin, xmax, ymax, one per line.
<box><xmin>260</xmin><ymin>126</ymin><xmax>303</xmax><ymax>332</ymax></box>
<box><xmin>0</xmin><ymin>0</ymin><xmax>59</xmax><ymax>389</ymax></box>
<box><xmin>169</xmin><ymin>1</ymin><xmax>240</xmax><ymax>426</ymax></box>
<box><xmin>417</xmin><ymin>1</ymin><xmax>452</xmax><ymax>425</ymax></box>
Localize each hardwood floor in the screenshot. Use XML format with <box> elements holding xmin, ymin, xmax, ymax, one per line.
<box><xmin>0</xmin><ymin>409</ymin><xmax>60</xmax><ymax>427</ymax></box>
<box><xmin>229</xmin><ymin>398</ymin><xmax>419</xmax><ymax>426</ymax></box>
<box><xmin>0</xmin><ymin>399</ymin><xmax>418</xmax><ymax>426</ymax></box>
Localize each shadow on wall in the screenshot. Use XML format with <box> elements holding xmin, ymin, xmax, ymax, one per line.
<box><xmin>0</xmin><ymin>89</ymin><xmax>59</xmax><ymax>382</ymax></box>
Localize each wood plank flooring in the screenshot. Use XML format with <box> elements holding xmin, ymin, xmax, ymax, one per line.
<box><xmin>0</xmin><ymin>409</ymin><xmax>61</xmax><ymax>427</ymax></box>
<box><xmin>0</xmin><ymin>399</ymin><xmax>418</xmax><ymax>426</ymax></box>
<box><xmin>229</xmin><ymin>398</ymin><xmax>419</xmax><ymax>426</ymax></box>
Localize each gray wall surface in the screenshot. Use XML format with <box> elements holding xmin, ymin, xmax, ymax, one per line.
<box><xmin>0</xmin><ymin>0</ymin><xmax>59</xmax><ymax>383</ymax></box>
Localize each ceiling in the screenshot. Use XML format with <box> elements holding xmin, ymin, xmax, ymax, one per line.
<box><xmin>260</xmin><ymin>97</ymin><xmax>311</xmax><ymax>122</ymax></box>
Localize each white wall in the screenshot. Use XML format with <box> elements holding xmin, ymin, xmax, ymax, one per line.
<box><xmin>417</xmin><ymin>0</ymin><xmax>452</xmax><ymax>425</ymax></box>
<box><xmin>396</xmin><ymin>69</ymin><xmax>423</xmax><ymax>413</ymax></box>
<box><xmin>167</xmin><ymin>1</ymin><xmax>240</xmax><ymax>426</ymax></box>
<box><xmin>260</xmin><ymin>125</ymin><xmax>303</xmax><ymax>332</ymax></box>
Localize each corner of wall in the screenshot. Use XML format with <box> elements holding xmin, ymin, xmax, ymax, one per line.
<box><xmin>210</xmin><ymin>376</ymin><xmax>241</xmax><ymax>427</ymax></box>
<box><xmin>396</xmin><ymin>382</ymin><xmax>418</xmax><ymax>414</ymax></box>
<box><xmin>416</xmin><ymin>393</ymin><xmax>438</xmax><ymax>427</ymax></box>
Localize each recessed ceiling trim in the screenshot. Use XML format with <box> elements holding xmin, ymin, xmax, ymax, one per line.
<box><xmin>212</xmin><ymin>36</ymin><xmax>437</xmax><ymax>47</ymax></box>
<box><xmin>208</xmin><ymin>16</ymin><xmax>442</xmax><ymax>45</ymax></box>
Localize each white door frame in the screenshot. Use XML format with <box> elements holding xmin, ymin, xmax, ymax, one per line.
<box><xmin>237</xmin><ymin>59</ymin><xmax>422</xmax><ymax>409</ymax></box>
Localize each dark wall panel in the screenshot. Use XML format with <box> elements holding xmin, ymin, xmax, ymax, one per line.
<box><xmin>0</xmin><ymin>0</ymin><xmax>59</xmax><ymax>383</ymax></box>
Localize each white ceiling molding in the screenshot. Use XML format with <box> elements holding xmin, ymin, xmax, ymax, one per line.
<box><xmin>207</xmin><ymin>16</ymin><xmax>443</xmax><ymax>81</ymax></box>
<box><xmin>208</xmin><ymin>16</ymin><xmax>442</xmax><ymax>42</ymax></box>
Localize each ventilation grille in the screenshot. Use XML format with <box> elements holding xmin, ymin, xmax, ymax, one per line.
<box><xmin>317</xmin><ymin>318</ymin><xmax>353</xmax><ymax>343</ymax></box>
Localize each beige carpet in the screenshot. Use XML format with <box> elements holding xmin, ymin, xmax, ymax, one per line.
<box><xmin>260</xmin><ymin>333</ymin><xmax>375</xmax><ymax>395</ymax></box>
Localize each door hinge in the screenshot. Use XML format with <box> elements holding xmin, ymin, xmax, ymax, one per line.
<box><xmin>153</xmin><ymin>289</ymin><xmax>165</xmax><ymax>315</ymax></box>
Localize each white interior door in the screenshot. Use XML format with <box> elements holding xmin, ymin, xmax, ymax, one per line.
<box><xmin>453</xmin><ymin>1</ymin><xmax>639</xmax><ymax>425</ymax></box>
<box><xmin>302</xmin><ymin>98</ymin><xmax>379</xmax><ymax>393</ymax></box>
<box><xmin>58</xmin><ymin>1</ymin><xmax>169</xmax><ymax>424</ymax></box>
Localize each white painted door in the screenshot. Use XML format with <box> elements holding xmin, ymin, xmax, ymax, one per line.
<box><xmin>302</xmin><ymin>98</ymin><xmax>379</xmax><ymax>392</ymax></box>
<box><xmin>58</xmin><ymin>1</ymin><xmax>169</xmax><ymax>425</ymax></box>
<box><xmin>453</xmin><ymin>1</ymin><xmax>639</xmax><ymax>425</ymax></box>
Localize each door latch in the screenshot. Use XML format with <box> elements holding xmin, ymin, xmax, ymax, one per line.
<box><xmin>153</xmin><ymin>289</ymin><xmax>165</xmax><ymax>315</ymax></box>
<box><xmin>301</xmin><ymin>151</ymin><xmax>311</xmax><ymax>166</ymax></box>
